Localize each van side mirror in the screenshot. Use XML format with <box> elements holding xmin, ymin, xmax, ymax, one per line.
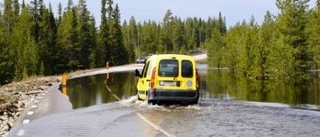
<box><xmin>135</xmin><ymin>69</ymin><xmax>142</xmax><ymax>77</ymax></box>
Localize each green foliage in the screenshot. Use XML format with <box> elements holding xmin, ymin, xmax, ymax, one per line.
<box><xmin>1</xmin><ymin>0</ymin><xmax>320</xmax><ymax>85</ymax></box>
<box><xmin>76</xmin><ymin>0</ymin><xmax>96</xmax><ymax>69</ymax></box>
<box><xmin>56</xmin><ymin>2</ymin><xmax>78</xmax><ymax>71</ymax></box>
<box><xmin>276</xmin><ymin>0</ymin><xmax>312</xmax><ymax>81</ymax></box>
<box><xmin>205</xmin><ymin>0</ymin><xmax>315</xmax><ymax>82</ymax></box>
<box><xmin>307</xmin><ymin>0</ymin><xmax>320</xmax><ymax>75</ymax></box>
<box><xmin>38</xmin><ymin>3</ymin><xmax>58</xmax><ymax>75</ymax></box>
<box><xmin>207</xmin><ymin>28</ymin><xmax>225</xmax><ymax>68</ymax></box>
<box><xmin>109</xmin><ymin>4</ymin><xmax>128</xmax><ymax>65</ymax></box>
<box><xmin>13</xmin><ymin>5</ymin><xmax>39</xmax><ymax>80</ymax></box>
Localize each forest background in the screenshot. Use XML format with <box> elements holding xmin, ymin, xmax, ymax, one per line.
<box><xmin>0</xmin><ymin>0</ymin><xmax>319</xmax><ymax>85</ymax></box>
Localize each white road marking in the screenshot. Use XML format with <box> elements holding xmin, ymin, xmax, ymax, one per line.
<box><xmin>42</xmin><ymin>93</ymin><xmax>46</xmax><ymax>96</ymax></box>
<box><xmin>45</xmin><ymin>91</ymin><xmax>48</xmax><ymax>93</ymax></box>
<box><xmin>34</xmin><ymin>100</ymin><xmax>40</xmax><ymax>103</ymax></box>
<box><xmin>106</xmin><ymin>85</ymin><xmax>174</xmax><ymax>137</ymax></box>
<box><xmin>38</xmin><ymin>96</ymin><xmax>43</xmax><ymax>99</ymax></box>
<box><xmin>137</xmin><ymin>113</ymin><xmax>175</xmax><ymax>137</ymax></box>
<box><xmin>106</xmin><ymin>85</ymin><xmax>122</xmax><ymax>101</ymax></box>
<box><xmin>23</xmin><ymin>119</ymin><xmax>30</xmax><ymax>124</ymax></box>
<box><xmin>31</xmin><ymin>105</ymin><xmax>37</xmax><ymax>108</ymax></box>
<box><xmin>17</xmin><ymin>130</ymin><xmax>25</xmax><ymax>136</ymax></box>
<box><xmin>106</xmin><ymin>86</ymin><xmax>112</xmax><ymax>93</ymax></box>
<box><xmin>112</xmin><ymin>94</ymin><xmax>121</xmax><ymax>101</ymax></box>
<box><xmin>27</xmin><ymin>111</ymin><xmax>34</xmax><ymax>115</ymax></box>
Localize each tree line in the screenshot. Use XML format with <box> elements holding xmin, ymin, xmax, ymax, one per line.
<box><xmin>1</xmin><ymin>0</ymin><xmax>318</xmax><ymax>85</ymax></box>
<box><xmin>0</xmin><ymin>0</ymin><xmax>224</xmax><ymax>85</ymax></box>
<box><xmin>206</xmin><ymin>0</ymin><xmax>320</xmax><ymax>83</ymax></box>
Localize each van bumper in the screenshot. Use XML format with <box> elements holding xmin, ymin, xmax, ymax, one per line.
<box><xmin>148</xmin><ymin>89</ymin><xmax>199</xmax><ymax>102</ymax></box>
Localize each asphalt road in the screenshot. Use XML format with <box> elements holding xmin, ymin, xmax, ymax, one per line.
<box><xmin>8</xmin><ymin>95</ymin><xmax>320</xmax><ymax>137</ymax></box>
<box><xmin>69</xmin><ymin>54</ymin><xmax>207</xmax><ymax>79</ymax></box>
<box><xmin>7</xmin><ymin>53</ymin><xmax>320</xmax><ymax>137</ymax></box>
<box><xmin>8</xmin><ymin>54</ymin><xmax>208</xmax><ymax>137</ymax></box>
<box><xmin>8</xmin><ymin>84</ymin><xmax>72</xmax><ymax>137</ymax></box>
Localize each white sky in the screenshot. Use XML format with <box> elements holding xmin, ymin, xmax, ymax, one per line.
<box><xmin>21</xmin><ymin>0</ymin><xmax>317</xmax><ymax>27</ymax></box>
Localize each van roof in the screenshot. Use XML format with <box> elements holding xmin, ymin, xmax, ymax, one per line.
<box><xmin>148</xmin><ymin>54</ymin><xmax>195</xmax><ymax>61</ymax></box>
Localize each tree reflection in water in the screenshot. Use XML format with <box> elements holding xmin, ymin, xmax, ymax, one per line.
<box><xmin>67</xmin><ymin>72</ymin><xmax>137</xmax><ymax>109</ymax></box>
<box><xmin>202</xmin><ymin>69</ymin><xmax>320</xmax><ymax>111</ymax></box>
<box><xmin>66</xmin><ymin>70</ymin><xmax>320</xmax><ymax>111</ymax></box>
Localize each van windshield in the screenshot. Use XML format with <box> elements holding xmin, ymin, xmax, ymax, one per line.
<box><xmin>158</xmin><ymin>60</ymin><xmax>178</xmax><ymax>77</ymax></box>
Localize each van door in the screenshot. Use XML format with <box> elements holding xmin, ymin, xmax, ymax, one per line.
<box><xmin>179</xmin><ymin>59</ymin><xmax>197</xmax><ymax>90</ymax></box>
<box><xmin>157</xmin><ymin>59</ymin><xmax>180</xmax><ymax>89</ymax></box>
<box><xmin>137</xmin><ymin>61</ymin><xmax>150</xmax><ymax>100</ymax></box>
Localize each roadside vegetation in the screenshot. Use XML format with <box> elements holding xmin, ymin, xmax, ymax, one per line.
<box><xmin>206</xmin><ymin>0</ymin><xmax>320</xmax><ymax>83</ymax></box>
<box><xmin>0</xmin><ymin>0</ymin><xmax>320</xmax><ymax>85</ymax></box>
<box><xmin>0</xmin><ymin>0</ymin><xmax>222</xmax><ymax>85</ymax></box>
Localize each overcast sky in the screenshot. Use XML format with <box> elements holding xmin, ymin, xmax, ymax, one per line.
<box><xmin>22</xmin><ymin>0</ymin><xmax>317</xmax><ymax>27</ymax></box>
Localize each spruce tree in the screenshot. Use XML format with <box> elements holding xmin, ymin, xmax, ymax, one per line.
<box><xmin>127</xmin><ymin>17</ymin><xmax>138</xmax><ymax>61</ymax></box>
<box><xmin>276</xmin><ymin>0</ymin><xmax>311</xmax><ymax>81</ymax></box>
<box><xmin>57</xmin><ymin>0</ymin><xmax>78</xmax><ymax>71</ymax></box>
<box><xmin>77</xmin><ymin>0</ymin><xmax>94</xmax><ymax>69</ymax></box>
<box><xmin>207</xmin><ymin>28</ymin><xmax>225</xmax><ymax>68</ymax></box>
<box><xmin>14</xmin><ymin>5</ymin><xmax>39</xmax><ymax>80</ymax></box>
<box><xmin>307</xmin><ymin>0</ymin><xmax>320</xmax><ymax>71</ymax></box>
<box><xmin>160</xmin><ymin>9</ymin><xmax>174</xmax><ymax>53</ymax></box>
<box><xmin>110</xmin><ymin>4</ymin><xmax>127</xmax><ymax>65</ymax></box>
<box><xmin>1</xmin><ymin>0</ymin><xmax>16</xmax><ymax>84</ymax></box>
<box><xmin>98</xmin><ymin>0</ymin><xmax>109</xmax><ymax>66</ymax></box>
<box><xmin>172</xmin><ymin>17</ymin><xmax>186</xmax><ymax>53</ymax></box>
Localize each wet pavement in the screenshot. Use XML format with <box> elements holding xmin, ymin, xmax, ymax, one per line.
<box><xmin>7</xmin><ymin>62</ymin><xmax>320</xmax><ymax>137</ymax></box>
<box><xmin>8</xmin><ymin>97</ymin><xmax>320</xmax><ymax>137</ymax></box>
<box><xmin>65</xmin><ymin>66</ymin><xmax>320</xmax><ymax>111</ymax></box>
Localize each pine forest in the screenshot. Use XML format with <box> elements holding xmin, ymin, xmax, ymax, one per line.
<box><xmin>1</xmin><ymin>0</ymin><xmax>320</xmax><ymax>85</ymax></box>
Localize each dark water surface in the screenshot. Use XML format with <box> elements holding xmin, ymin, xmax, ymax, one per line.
<box><xmin>67</xmin><ymin>72</ymin><xmax>137</xmax><ymax>109</ymax></box>
<box><xmin>66</xmin><ymin>69</ymin><xmax>320</xmax><ymax>111</ymax></box>
<box><xmin>202</xmin><ymin>70</ymin><xmax>320</xmax><ymax>111</ymax></box>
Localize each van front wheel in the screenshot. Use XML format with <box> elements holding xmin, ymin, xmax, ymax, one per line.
<box><xmin>136</xmin><ymin>90</ymin><xmax>143</xmax><ymax>101</ymax></box>
<box><xmin>147</xmin><ymin>92</ymin><xmax>156</xmax><ymax>105</ymax></box>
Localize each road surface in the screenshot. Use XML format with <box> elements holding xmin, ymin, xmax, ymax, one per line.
<box><xmin>70</xmin><ymin>54</ymin><xmax>207</xmax><ymax>79</ymax></box>
<box><xmin>8</xmin><ymin>53</ymin><xmax>320</xmax><ymax>137</ymax></box>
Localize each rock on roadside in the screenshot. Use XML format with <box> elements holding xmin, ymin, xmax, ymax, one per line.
<box><xmin>0</xmin><ymin>76</ymin><xmax>60</xmax><ymax>137</ymax></box>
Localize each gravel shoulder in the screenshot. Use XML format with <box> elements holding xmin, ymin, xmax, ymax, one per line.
<box><xmin>0</xmin><ymin>76</ymin><xmax>60</xmax><ymax>136</ymax></box>
<box><xmin>0</xmin><ymin>68</ymin><xmax>103</xmax><ymax>136</ymax></box>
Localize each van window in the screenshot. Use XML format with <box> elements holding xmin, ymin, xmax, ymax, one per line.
<box><xmin>147</xmin><ymin>61</ymin><xmax>155</xmax><ymax>77</ymax></box>
<box><xmin>142</xmin><ymin>61</ymin><xmax>150</xmax><ymax>78</ymax></box>
<box><xmin>182</xmin><ymin>60</ymin><xmax>193</xmax><ymax>77</ymax></box>
<box><xmin>158</xmin><ymin>60</ymin><xmax>178</xmax><ymax>77</ymax></box>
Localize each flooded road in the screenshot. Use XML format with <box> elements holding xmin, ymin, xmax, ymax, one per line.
<box><xmin>66</xmin><ymin>68</ymin><xmax>320</xmax><ymax>111</ymax></box>
<box><xmin>8</xmin><ymin>97</ymin><xmax>320</xmax><ymax>137</ymax></box>
<box><xmin>66</xmin><ymin>72</ymin><xmax>137</xmax><ymax>109</ymax></box>
<box><xmin>8</xmin><ymin>64</ymin><xmax>320</xmax><ymax>137</ymax></box>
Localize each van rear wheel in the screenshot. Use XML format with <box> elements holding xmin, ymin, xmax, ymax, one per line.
<box><xmin>189</xmin><ymin>90</ymin><xmax>200</xmax><ymax>105</ymax></box>
<box><xmin>147</xmin><ymin>99</ymin><xmax>156</xmax><ymax>105</ymax></box>
<box><xmin>189</xmin><ymin>100</ymin><xmax>199</xmax><ymax>105</ymax></box>
<box><xmin>146</xmin><ymin>92</ymin><xmax>156</xmax><ymax>105</ymax></box>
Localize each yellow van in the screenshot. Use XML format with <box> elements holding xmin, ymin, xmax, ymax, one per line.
<box><xmin>135</xmin><ymin>54</ymin><xmax>200</xmax><ymax>104</ymax></box>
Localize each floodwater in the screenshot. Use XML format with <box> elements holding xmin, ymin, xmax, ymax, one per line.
<box><xmin>8</xmin><ymin>66</ymin><xmax>320</xmax><ymax>137</ymax></box>
<box><xmin>66</xmin><ymin>67</ymin><xmax>320</xmax><ymax>111</ymax></box>
<box><xmin>66</xmin><ymin>72</ymin><xmax>137</xmax><ymax>109</ymax></box>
